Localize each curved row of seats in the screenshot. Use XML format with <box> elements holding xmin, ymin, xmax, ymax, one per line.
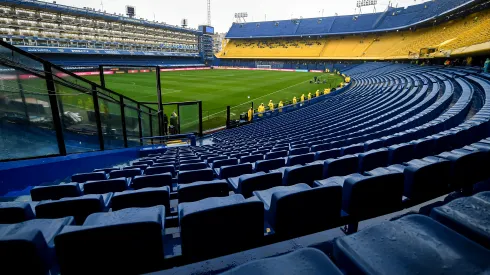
<box><xmin>1</xmin><ymin>63</ymin><xmax>490</xmax><ymax>274</ymax></box>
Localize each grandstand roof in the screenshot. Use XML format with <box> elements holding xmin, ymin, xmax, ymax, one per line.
<box><xmin>0</xmin><ymin>0</ymin><xmax>200</xmax><ymax>35</ymax></box>
<box><xmin>226</xmin><ymin>0</ymin><xmax>476</xmax><ymax>38</ymax></box>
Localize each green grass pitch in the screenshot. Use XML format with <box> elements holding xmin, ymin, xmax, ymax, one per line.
<box><xmin>84</xmin><ymin>69</ymin><xmax>345</xmax><ymax>132</ymax></box>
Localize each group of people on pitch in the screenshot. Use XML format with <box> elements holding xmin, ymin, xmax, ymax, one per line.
<box><xmin>247</xmin><ymin>88</ymin><xmax>333</xmax><ymax>122</ymax></box>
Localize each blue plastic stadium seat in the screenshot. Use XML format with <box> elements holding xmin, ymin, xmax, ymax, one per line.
<box><xmin>240</xmin><ymin>154</ymin><xmax>264</xmax><ymax>164</ymax></box>
<box><xmin>311</xmin><ymin>143</ymin><xmax>331</xmax><ymax>152</ymax></box>
<box><xmin>178</xmin><ymin>168</ymin><xmax>214</xmax><ymax>184</ymax></box>
<box><xmin>387</xmin><ymin>157</ymin><xmax>451</xmax><ymax>202</ymax></box>
<box><xmin>71</xmin><ymin>172</ymin><xmax>107</xmax><ymax>183</ymax></box>
<box><xmin>93</xmin><ymin>168</ymin><xmax>120</xmax><ymax>174</ymax></box>
<box><xmin>111</xmin><ymin>187</ymin><xmax>170</xmax><ymax>212</ymax></box>
<box><xmin>145</xmin><ymin>166</ymin><xmax>175</xmax><ymax>176</ymax></box>
<box><xmin>222</xmin><ymin>248</ymin><xmax>342</xmax><ymax>275</ymax></box>
<box><xmin>124</xmin><ymin>164</ymin><xmax>148</xmax><ymax>171</ymax></box>
<box><xmin>178</xmin><ymin>194</ymin><xmax>264</xmax><ymax>261</ymax></box>
<box><xmin>35</xmin><ymin>193</ymin><xmax>112</xmax><ymax>225</ymax></box>
<box><xmin>438</xmin><ymin>148</ymin><xmax>488</xmax><ymax>191</ymax></box>
<box><xmin>387</xmin><ymin>143</ymin><xmax>414</xmax><ymax>164</ymax></box>
<box><xmin>109</xmin><ymin>168</ymin><xmax>142</xmax><ymax>179</ymax></box>
<box><xmin>333</xmin><ymin>215</ymin><xmax>490</xmax><ymax>275</ymax></box>
<box><xmin>131</xmin><ymin>173</ymin><xmax>173</xmax><ymax>189</ymax></box>
<box><xmin>411</xmin><ymin>137</ymin><xmax>436</xmax><ymax>159</ymax></box>
<box><xmin>133</xmin><ymin>160</ymin><xmax>153</xmax><ymax>166</ymax></box>
<box><xmin>265</xmin><ymin>150</ymin><xmax>288</xmax><ymax>160</ymax></box>
<box><xmin>211</xmin><ymin>158</ymin><xmax>239</xmax><ymax>169</ymax></box>
<box><xmin>218</xmin><ymin>163</ymin><xmax>253</xmax><ymax>179</ymax></box>
<box><xmin>0</xmin><ymin>202</ymin><xmax>35</xmax><ymax>224</ymax></box>
<box><xmin>82</xmin><ymin>178</ymin><xmax>129</xmax><ymax>195</ymax></box>
<box><xmin>281</xmin><ymin>163</ymin><xmax>323</xmax><ymax>186</ymax></box>
<box><xmin>147</xmin><ymin>165</ymin><xmax>176</xmax><ymax>176</ymax></box>
<box><xmin>323</xmin><ymin>155</ymin><xmax>359</xmax><ymax>178</ymax></box>
<box><xmin>341</xmin><ymin>168</ymin><xmax>404</xmax><ymax>220</ymax></box>
<box><xmin>314</xmin><ymin>148</ymin><xmax>341</xmax><ymax>161</ymax></box>
<box><xmin>255</xmin><ymin>158</ymin><xmax>286</xmax><ymax>173</ymax></box>
<box><xmin>431</xmin><ymin>191</ymin><xmax>490</xmax><ymax>249</ymax></box>
<box><xmin>341</xmin><ymin>144</ymin><xmax>364</xmax><ymax>156</ymax></box>
<box><xmin>228</xmin><ymin>172</ymin><xmax>282</xmax><ymax>198</ymax></box>
<box><xmin>364</xmin><ymin>139</ymin><xmax>384</xmax><ymax>151</ymax></box>
<box><xmin>178</xmin><ymin>180</ymin><xmax>229</xmax><ymax>203</ymax></box>
<box><xmin>30</xmin><ymin>183</ymin><xmax>82</xmax><ymax>201</ymax></box>
<box><xmin>358</xmin><ymin>148</ymin><xmax>389</xmax><ymax>172</ymax></box>
<box><xmin>0</xmin><ymin>217</ymin><xmax>74</xmax><ymax>274</ymax></box>
<box><xmin>289</xmin><ymin>147</ymin><xmax>310</xmax><ymax>156</ymax></box>
<box><xmin>207</xmin><ymin>156</ymin><xmax>228</xmax><ymax>164</ymax></box>
<box><xmin>55</xmin><ymin>206</ymin><xmax>165</xmax><ymax>274</ymax></box>
<box><xmin>155</xmin><ymin>159</ymin><xmax>176</xmax><ymax>165</ymax></box>
<box><xmin>286</xmin><ymin>153</ymin><xmax>315</xmax><ymax>166</ymax></box>
<box><xmin>179</xmin><ymin>159</ymin><xmax>202</xmax><ymax>165</ymax></box>
<box><xmin>253</xmin><ymin>183</ymin><xmax>342</xmax><ymax>237</ymax></box>
<box><xmin>179</xmin><ymin>162</ymin><xmax>208</xmax><ymax>171</ymax></box>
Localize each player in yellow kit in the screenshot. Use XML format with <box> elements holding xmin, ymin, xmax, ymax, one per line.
<box><xmin>308</xmin><ymin>92</ymin><xmax>312</xmax><ymax>100</ymax></box>
<box><xmin>292</xmin><ymin>96</ymin><xmax>297</xmax><ymax>105</ymax></box>
<box><xmin>258</xmin><ymin>103</ymin><xmax>265</xmax><ymax>117</ymax></box>
<box><xmin>324</xmin><ymin>88</ymin><xmax>330</xmax><ymax>95</ymax></box>
<box><xmin>300</xmin><ymin>94</ymin><xmax>305</xmax><ymax>103</ymax></box>
<box><xmin>278</xmin><ymin>101</ymin><xmax>284</xmax><ymax>112</ymax></box>
<box><xmin>316</xmin><ymin>90</ymin><xmax>320</xmax><ymax>98</ymax></box>
<box><xmin>268</xmin><ymin>100</ymin><xmax>274</xmax><ymax>111</ymax></box>
<box><xmin>247</xmin><ymin>107</ymin><xmax>253</xmax><ymax>122</ymax></box>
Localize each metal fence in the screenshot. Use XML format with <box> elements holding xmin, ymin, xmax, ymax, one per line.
<box><xmin>0</xmin><ymin>41</ymin><xmax>201</xmax><ymax>161</ymax></box>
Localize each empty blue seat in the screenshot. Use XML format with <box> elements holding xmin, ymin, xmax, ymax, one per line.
<box><xmin>228</xmin><ymin>172</ymin><xmax>282</xmax><ymax>198</ymax></box>
<box><xmin>178</xmin><ymin>180</ymin><xmax>229</xmax><ymax>203</ymax></box>
<box><xmin>111</xmin><ymin>187</ymin><xmax>171</xmax><ymax>212</ymax></box>
<box><xmin>82</xmin><ymin>178</ymin><xmax>129</xmax><ymax>195</ymax></box>
<box><xmin>323</xmin><ymin>155</ymin><xmax>358</xmax><ymax>178</ymax></box>
<box><xmin>218</xmin><ymin>163</ymin><xmax>253</xmax><ymax>179</ymax></box>
<box><xmin>388</xmin><ymin>143</ymin><xmax>414</xmax><ymax>164</ymax></box>
<box><xmin>178</xmin><ymin>194</ymin><xmax>264</xmax><ymax>261</ymax></box>
<box><xmin>211</xmin><ymin>158</ymin><xmax>238</xmax><ymax>169</ymax></box>
<box><xmin>314</xmin><ymin>148</ymin><xmax>341</xmax><ymax>161</ymax></box>
<box><xmin>364</xmin><ymin>139</ymin><xmax>384</xmax><ymax>151</ymax></box>
<box><xmin>30</xmin><ymin>183</ymin><xmax>82</xmax><ymax>201</ymax></box>
<box><xmin>289</xmin><ymin>147</ymin><xmax>310</xmax><ymax>156</ymax></box>
<box><xmin>131</xmin><ymin>173</ymin><xmax>173</xmax><ymax>189</ymax></box>
<box><xmin>387</xmin><ymin>157</ymin><xmax>451</xmax><ymax>202</ymax></box>
<box><xmin>334</xmin><ymin>215</ymin><xmax>490</xmax><ymax>275</ymax></box>
<box><xmin>179</xmin><ymin>162</ymin><xmax>208</xmax><ymax>171</ymax></box>
<box><xmin>133</xmin><ymin>160</ymin><xmax>153</xmax><ymax>166</ymax></box>
<box><xmin>110</xmin><ymin>168</ymin><xmax>141</xmax><ymax>179</ymax></box>
<box><xmin>0</xmin><ymin>202</ymin><xmax>35</xmax><ymax>224</ymax></box>
<box><xmin>341</xmin><ymin>144</ymin><xmax>364</xmax><ymax>156</ymax></box>
<box><xmin>411</xmin><ymin>137</ymin><xmax>436</xmax><ymax>159</ymax></box>
<box><xmin>358</xmin><ymin>148</ymin><xmax>389</xmax><ymax>172</ymax></box>
<box><xmin>145</xmin><ymin>166</ymin><xmax>175</xmax><ymax>176</ymax></box>
<box><xmin>253</xmin><ymin>183</ymin><xmax>342</xmax><ymax>237</ymax></box>
<box><xmin>35</xmin><ymin>193</ymin><xmax>112</xmax><ymax>225</ymax></box>
<box><xmin>265</xmin><ymin>150</ymin><xmax>288</xmax><ymax>160</ymax></box>
<box><xmin>55</xmin><ymin>206</ymin><xmax>165</xmax><ymax>274</ymax></box>
<box><xmin>178</xmin><ymin>168</ymin><xmax>214</xmax><ymax>184</ymax></box>
<box><xmin>341</xmin><ymin>168</ymin><xmax>404</xmax><ymax>221</ymax></box>
<box><xmin>207</xmin><ymin>156</ymin><xmax>228</xmax><ymax>164</ymax></box>
<box><xmin>179</xmin><ymin>159</ymin><xmax>202</xmax><ymax>165</ymax></box>
<box><xmin>286</xmin><ymin>153</ymin><xmax>315</xmax><ymax>166</ymax></box>
<box><xmin>0</xmin><ymin>217</ymin><xmax>74</xmax><ymax>274</ymax></box>
<box><xmin>71</xmin><ymin>172</ymin><xmax>106</xmax><ymax>183</ymax></box>
<box><xmin>124</xmin><ymin>164</ymin><xmax>148</xmax><ymax>171</ymax></box>
<box><xmin>310</xmin><ymin>143</ymin><xmax>331</xmax><ymax>152</ymax></box>
<box><xmin>222</xmin><ymin>248</ymin><xmax>342</xmax><ymax>275</ymax></box>
<box><xmin>93</xmin><ymin>168</ymin><xmax>120</xmax><ymax>174</ymax></box>
<box><xmin>431</xmin><ymin>191</ymin><xmax>490</xmax><ymax>249</ymax></box>
<box><xmin>255</xmin><ymin>158</ymin><xmax>286</xmax><ymax>173</ymax></box>
<box><xmin>281</xmin><ymin>163</ymin><xmax>323</xmax><ymax>186</ymax></box>
<box><xmin>438</xmin><ymin>148</ymin><xmax>488</xmax><ymax>191</ymax></box>
<box><xmin>240</xmin><ymin>154</ymin><xmax>263</xmax><ymax>164</ymax></box>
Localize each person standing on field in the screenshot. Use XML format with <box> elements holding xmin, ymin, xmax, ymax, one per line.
<box><xmin>278</xmin><ymin>101</ymin><xmax>284</xmax><ymax>112</ymax></box>
<box><xmin>268</xmin><ymin>100</ymin><xmax>274</xmax><ymax>112</ymax></box>
<box><xmin>247</xmin><ymin>107</ymin><xmax>254</xmax><ymax>122</ymax></box>
<box><xmin>308</xmin><ymin>92</ymin><xmax>312</xmax><ymax>101</ymax></box>
<box><xmin>300</xmin><ymin>94</ymin><xmax>305</xmax><ymax>103</ymax></box>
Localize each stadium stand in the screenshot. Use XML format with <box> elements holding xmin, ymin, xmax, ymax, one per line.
<box><xmin>2</xmin><ymin>0</ymin><xmax>490</xmax><ymax>274</ymax></box>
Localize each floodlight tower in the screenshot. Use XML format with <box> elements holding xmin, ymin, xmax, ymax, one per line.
<box><xmin>207</xmin><ymin>0</ymin><xmax>211</xmax><ymax>26</ymax></box>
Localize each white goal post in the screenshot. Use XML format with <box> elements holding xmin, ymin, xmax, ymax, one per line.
<box><xmin>257</xmin><ymin>65</ymin><xmax>272</xmax><ymax>70</ymax></box>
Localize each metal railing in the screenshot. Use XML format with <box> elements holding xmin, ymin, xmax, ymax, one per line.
<box><xmin>0</xmin><ymin>41</ymin><xmax>201</xmax><ymax>161</ymax></box>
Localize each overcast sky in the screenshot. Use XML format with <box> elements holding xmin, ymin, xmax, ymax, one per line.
<box><xmin>49</xmin><ymin>0</ymin><xmax>428</xmax><ymax>33</ymax></box>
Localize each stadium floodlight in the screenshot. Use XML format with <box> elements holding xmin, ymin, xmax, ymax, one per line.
<box><xmin>356</xmin><ymin>0</ymin><xmax>377</xmax><ymax>13</ymax></box>
<box><xmin>235</xmin><ymin>12</ymin><xmax>248</xmax><ymax>23</ymax></box>
<box><xmin>126</xmin><ymin>5</ymin><xmax>135</xmax><ymax>18</ymax></box>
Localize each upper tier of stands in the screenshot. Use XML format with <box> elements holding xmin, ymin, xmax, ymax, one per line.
<box><xmin>226</xmin><ymin>0</ymin><xmax>474</xmax><ymax>38</ymax></box>
<box><xmin>219</xmin><ymin>9</ymin><xmax>490</xmax><ymax>59</ymax></box>
<box><xmin>2</xmin><ymin>62</ymin><xmax>490</xmax><ymax>274</ymax></box>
